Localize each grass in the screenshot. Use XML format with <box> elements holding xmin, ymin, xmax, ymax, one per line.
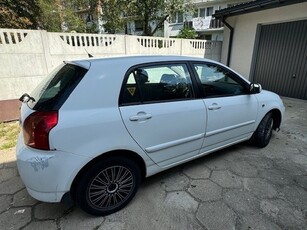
<box><xmin>0</xmin><ymin>121</ymin><xmax>20</xmax><ymax>150</ymax></box>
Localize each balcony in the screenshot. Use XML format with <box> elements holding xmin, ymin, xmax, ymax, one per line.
<box><xmin>185</xmin><ymin>18</ymin><xmax>224</xmax><ymax>31</ymax></box>
<box><xmin>210</xmin><ymin>18</ymin><xmax>224</xmax><ymax>29</ymax></box>
<box><xmin>166</xmin><ymin>18</ymin><xmax>224</xmax><ymax>37</ymax></box>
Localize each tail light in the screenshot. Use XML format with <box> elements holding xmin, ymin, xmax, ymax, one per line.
<box><xmin>23</xmin><ymin>111</ymin><xmax>58</xmax><ymax>150</ymax></box>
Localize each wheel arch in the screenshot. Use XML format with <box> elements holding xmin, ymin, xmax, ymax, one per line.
<box><xmin>69</xmin><ymin>149</ymin><xmax>146</xmax><ymax>201</ymax></box>
<box><xmin>270</xmin><ymin>108</ymin><xmax>282</xmax><ymax>130</ymax></box>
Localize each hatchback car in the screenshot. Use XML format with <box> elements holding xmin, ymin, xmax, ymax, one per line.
<box><xmin>16</xmin><ymin>55</ymin><xmax>285</xmax><ymax>216</ymax></box>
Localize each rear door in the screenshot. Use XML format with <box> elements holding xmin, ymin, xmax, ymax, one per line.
<box><xmin>119</xmin><ymin>63</ymin><xmax>206</xmax><ymax>167</ymax></box>
<box><xmin>192</xmin><ymin>62</ymin><xmax>258</xmax><ymax>152</ymax></box>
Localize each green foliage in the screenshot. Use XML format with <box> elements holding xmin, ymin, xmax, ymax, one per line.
<box><xmin>0</xmin><ymin>0</ymin><xmax>40</xmax><ymax>29</ymax></box>
<box><xmin>101</xmin><ymin>0</ymin><xmax>127</xmax><ymax>34</ymax></box>
<box><xmin>37</xmin><ymin>0</ymin><xmax>61</xmax><ymax>31</ymax></box>
<box><xmin>68</xmin><ymin>0</ymin><xmax>99</xmax><ymax>32</ymax></box>
<box><xmin>0</xmin><ymin>0</ymin><xmax>86</xmax><ymax>32</ymax></box>
<box><xmin>177</xmin><ymin>27</ymin><xmax>197</xmax><ymax>39</ymax></box>
<box><xmin>0</xmin><ymin>0</ymin><xmax>194</xmax><ymax>35</ymax></box>
<box><xmin>101</xmin><ymin>0</ymin><xmax>193</xmax><ymax>36</ymax></box>
<box><xmin>0</xmin><ymin>122</ymin><xmax>19</xmax><ymax>150</ymax></box>
<box><xmin>69</xmin><ymin>0</ymin><xmax>97</xmax><ymax>10</ymax></box>
<box><xmin>38</xmin><ymin>0</ymin><xmax>85</xmax><ymax>32</ymax></box>
<box><xmin>63</xmin><ymin>9</ymin><xmax>85</xmax><ymax>32</ymax></box>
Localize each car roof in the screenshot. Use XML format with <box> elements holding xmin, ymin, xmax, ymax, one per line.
<box><xmin>68</xmin><ymin>55</ymin><xmax>250</xmax><ymax>85</ymax></box>
<box><xmin>71</xmin><ymin>55</ymin><xmax>219</xmax><ymax>66</ymax></box>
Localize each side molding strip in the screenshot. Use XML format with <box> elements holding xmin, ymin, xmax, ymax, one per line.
<box><xmin>206</xmin><ymin>120</ymin><xmax>255</xmax><ymax>137</ymax></box>
<box><xmin>145</xmin><ymin>133</ymin><xmax>204</xmax><ymax>153</ymax></box>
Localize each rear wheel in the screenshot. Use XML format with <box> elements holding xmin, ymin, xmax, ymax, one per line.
<box><xmin>252</xmin><ymin>112</ymin><xmax>274</xmax><ymax>148</ymax></box>
<box><xmin>76</xmin><ymin>157</ymin><xmax>141</xmax><ymax>216</ymax></box>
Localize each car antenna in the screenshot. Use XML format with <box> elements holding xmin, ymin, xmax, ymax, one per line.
<box><xmin>84</xmin><ymin>48</ymin><xmax>93</xmax><ymax>58</ymax></box>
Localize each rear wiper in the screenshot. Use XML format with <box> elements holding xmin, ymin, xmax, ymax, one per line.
<box><xmin>19</xmin><ymin>93</ymin><xmax>36</xmax><ymax>103</ymax></box>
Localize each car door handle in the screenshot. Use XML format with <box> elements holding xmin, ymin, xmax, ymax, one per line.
<box><xmin>129</xmin><ymin>113</ymin><xmax>152</xmax><ymax>121</ymax></box>
<box><xmin>208</xmin><ymin>103</ymin><xmax>221</xmax><ymax>110</ymax></box>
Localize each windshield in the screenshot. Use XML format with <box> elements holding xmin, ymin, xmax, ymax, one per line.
<box><xmin>27</xmin><ymin>63</ymin><xmax>88</xmax><ymax>111</ymax></box>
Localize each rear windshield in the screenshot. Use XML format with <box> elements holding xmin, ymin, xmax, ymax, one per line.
<box><xmin>28</xmin><ymin>63</ymin><xmax>88</xmax><ymax>111</ymax></box>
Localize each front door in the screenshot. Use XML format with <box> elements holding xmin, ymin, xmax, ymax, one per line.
<box><xmin>192</xmin><ymin>62</ymin><xmax>258</xmax><ymax>151</ymax></box>
<box><xmin>119</xmin><ymin>63</ymin><xmax>206</xmax><ymax>167</ymax></box>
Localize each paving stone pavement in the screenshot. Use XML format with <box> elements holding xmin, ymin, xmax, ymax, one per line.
<box><xmin>0</xmin><ymin>97</ymin><xmax>306</xmax><ymax>230</ymax></box>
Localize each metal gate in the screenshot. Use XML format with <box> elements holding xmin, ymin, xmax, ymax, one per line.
<box><xmin>252</xmin><ymin>20</ymin><xmax>307</xmax><ymax>99</ymax></box>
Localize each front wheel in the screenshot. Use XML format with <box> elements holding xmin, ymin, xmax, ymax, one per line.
<box><xmin>76</xmin><ymin>156</ymin><xmax>141</xmax><ymax>216</ymax></box>
<box><xmin>252</xmin><ymin>112</ymin><xmax>274</xmax><ymax>148</ymax></box>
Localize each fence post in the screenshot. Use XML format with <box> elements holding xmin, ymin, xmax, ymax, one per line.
<box><xmin>180</xmin><ymin>39</ymin><xmax>183</xmax><ymax>56</ymax></box>
<box><xmin>40</xmin><ymin>30</ymin><xmax>53</xmax><ymax>74</ymax></box>
<box><xmin>124</xmin><ymin>35</ymin><xmax>127</xmax><ymax>55</ymax></box>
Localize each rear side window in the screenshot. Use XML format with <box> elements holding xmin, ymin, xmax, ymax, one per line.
<box><xmin>28</xmin><ymin>63</ymin><xmax>88</xmax><ymax>111</ymax></box>
<box><xmin>120</xmin><ymin>64</ymin><xmax>193</xmax><ymax>105</ymax></box>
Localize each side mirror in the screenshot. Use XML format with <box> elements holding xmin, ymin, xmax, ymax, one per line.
<box><xmin>250</xmin><ymin>83</ymin><xmax>262</xmax><ymax>94</ymax></box>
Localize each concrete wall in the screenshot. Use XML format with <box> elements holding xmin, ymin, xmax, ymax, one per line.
<box><xmin>0</xmin><ymin>29</ymin><xmax>222</xmax><ymax>121</ymax></box>
<box><xmin>221</xmin><ymin>2</ymin><xmax>307</xmax><ymax>79</ymax></box>
<box><xmin>0</xmin><ymin>29</ymin><xmax>222</xmax><ymax>101</ymax></box>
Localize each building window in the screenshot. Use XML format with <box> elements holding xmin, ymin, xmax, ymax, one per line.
<box><xmin>171</xmin><ymin>15</ymin><xmax>176</xmax><ymax>23</ymax></box>
<box><xmin>135</xmin><ymin>20</ymin><xmax>143</xmax><ymax>31</ymax></box>
<box><xmin>204</xmin><ymin>34</ymin><xmax>212</xmax><ymax>40</ymax></box>
<box><xmin>198</xmin><ymin>7</ymin><xmax>214</xmax><ymax>18</ymax></box>
<box><xmin>170</xmin><ymin>12</ymin><xmax>184</xmax><ymax>24</ymax></box>
<box><xmin>193</xmin><ymin>8</ymin><xmax>198</xmax><ymax>18</ymax></box>
<box><xmin>199</xmin><ymin>8</ymin><xmax>206</xmax><ymax>17</ymax></box>
<box><xmin>206</xmin><ymin>7</ymin><xmax>213</xmax><ymax>16</ymax></box>
<box><xmin>184</xmin><ymin>21</ymin><xmax>193</xmax><ymax>29</ymax></box>
<box><xmin>178</xmin><ymin>13</ymin><xmax>183</xmax><ymax>23</ymax></box>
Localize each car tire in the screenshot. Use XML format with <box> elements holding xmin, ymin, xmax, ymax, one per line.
<box><xmin>76</xmin><ymin>156</ymin><xmax>141</xmax><ymax>216</ymax></box>
<box><xmin>252</xmin><ymin>112</ymin><xmax>274</xmax><ymax>148</ymax></box>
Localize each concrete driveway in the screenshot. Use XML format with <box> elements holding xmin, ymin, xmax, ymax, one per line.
<box><xmin>0</xmin><ymin>97</ymin><xmax>306</xmax><ymax>230</ymax></box>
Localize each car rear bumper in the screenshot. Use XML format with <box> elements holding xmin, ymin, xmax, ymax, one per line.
<box><xmin>16</xmin><ymin>134</ymin><xmax>90</xmax><ymax>202</ymax></box>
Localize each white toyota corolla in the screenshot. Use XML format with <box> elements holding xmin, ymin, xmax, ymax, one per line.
<box><xmin>16</xmin><ymin>55</ymin><xmax>285</xmax><ymax>216</ymax></box>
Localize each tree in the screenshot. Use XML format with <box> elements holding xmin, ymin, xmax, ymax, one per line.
<box><xmin>38</xmin><ymin>0</ymin><xmax>85</xmax><ymax>32</ymax></box>
<box><xmin>100</xmin><ymin>0</ymin><xmax>126</xmax><ymax>34</ymax></box>
<box><xmin>0</xmin><ymin>0</ymin><xmax>86</xmax><ymax>32</ymax></box>
<box><xmin>0</xmin><ymin>0</ymin><xmax>193</xmax><ymax>35</ymax></box>
<box><xmin>0</xmin><ymin>0</ymin><xmax>40</xmax><ymax>29</ymax></box>
<box><xmin>100</xmin><ymin>0</ymin><xmax>193</xmax><ymax>36</ymax></box>
<box><xmin>130</xmin><ymin>0</ymin><xmax>193</xmax><ymax>36</ymax></box>
<box><xmin>69</xmin><ymin>0</ymin><xmax>101</xmax><ymax>33</ymax></box>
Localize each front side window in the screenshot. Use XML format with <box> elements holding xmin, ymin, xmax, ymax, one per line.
<box><xmin>120</xmin><ymin>64</ymin><xmax>193</xmax><ymax>105</ymax></box>
<box><xmin>193</xmin><ymin>63</ymin><xmax>246</xmax><ymax>97</ymax></box>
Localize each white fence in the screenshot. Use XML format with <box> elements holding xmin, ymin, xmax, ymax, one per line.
<box><xmin>0</xmin><ymin>29</ymin><xmax>222</xmax><ymax>100</ymax></box>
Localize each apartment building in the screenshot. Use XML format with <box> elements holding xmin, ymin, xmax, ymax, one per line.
<box><xmin>164</xmin><ymin>0</ymin><xmax>249</xmax><ymax>40</ymax></box>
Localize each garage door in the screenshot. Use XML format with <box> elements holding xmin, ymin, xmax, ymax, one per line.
<box><xmin>252</xmin><ymin>20</ymin><xmax>307</xmax><ymax>99</ymax></box>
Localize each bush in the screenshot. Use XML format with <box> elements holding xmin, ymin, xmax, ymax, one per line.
<box><xmin>177</xmin><ymin>28</ymin><xmax>197</xmax><ymax>39</ymax></box>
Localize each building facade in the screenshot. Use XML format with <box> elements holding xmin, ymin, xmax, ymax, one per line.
<box><xmin>214</xmin><ymin>0</ymin><xmax>307</xmax><ymax>99</ymax></box>
<box><xmin>164</xmin><ymin>0</ymin><xmax>249</xmax><ymax>40</ymax></box>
